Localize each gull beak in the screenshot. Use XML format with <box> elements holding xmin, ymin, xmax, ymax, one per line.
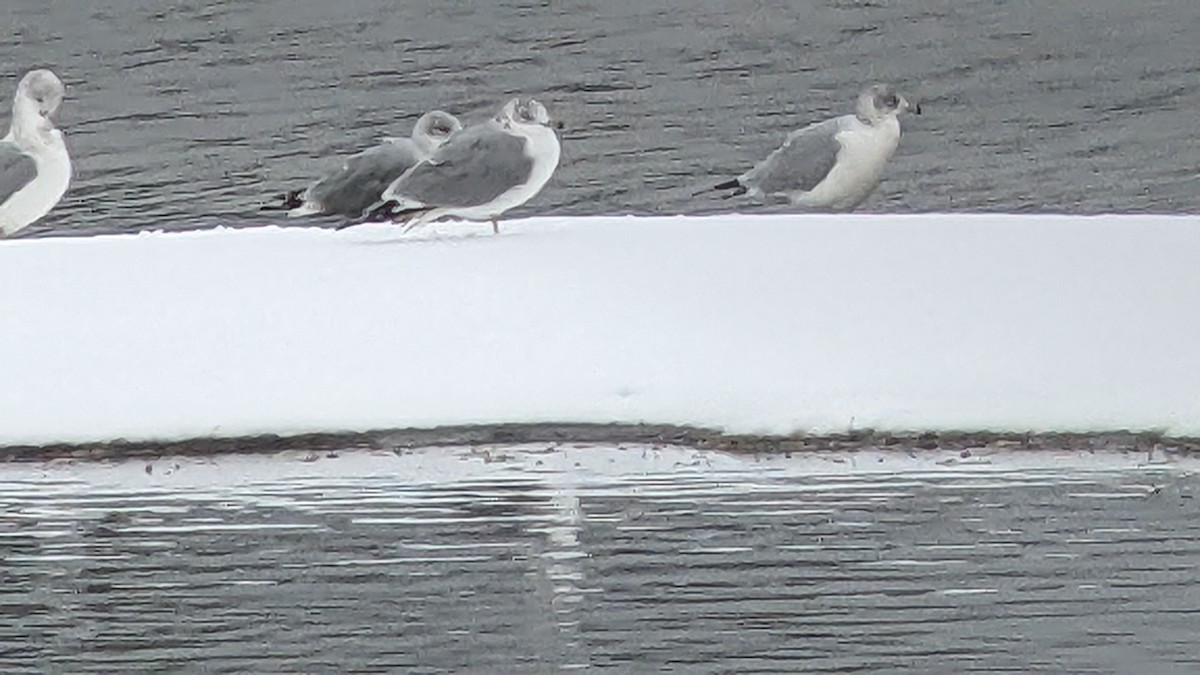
<box><xmin>903</xmin><ymin>97</ymin><xmax>922</xmax><ymax>115</ymax></box>
<box><xmin>553</xmin><ymin>120</ymin><xmax>565</xmax><ymax>131</ymax></box>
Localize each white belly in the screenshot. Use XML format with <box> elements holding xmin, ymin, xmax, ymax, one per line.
<box><xmin>797</xmin><ymin>118</ymin><xmax>900</xmax><ymax>211</ymax></box>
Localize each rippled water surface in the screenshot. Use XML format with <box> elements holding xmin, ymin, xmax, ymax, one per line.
<box><xmin>3</xmin><ymin>0</ymin><xmax>1198</xmax><ymax>237</ymax></box>
<box><xmin>2</xmin><ymin>445</ymin><xmax>1198</xmax><ymax>672</ymax></box>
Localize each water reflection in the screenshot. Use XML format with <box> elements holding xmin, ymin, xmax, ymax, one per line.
<box><xmin>0</xmin><ymin>444</ymin><xmax>1197</xmax><ymax>672</ymax></box>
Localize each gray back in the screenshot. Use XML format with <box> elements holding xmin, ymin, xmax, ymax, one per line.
<box><xmin>310</xmin><ymin>141</ymin><xmax>422</xmax><ymax>217</ymax></box>
<box><xmin>746</xmin><ymin>117</ymin><xmax>844</xmax><ymax>196</ymax></box>
<box><xmin>0</xmin><ymin>141</ymin><xmax>38</xmax><ymax>205</ymax></box>
<box><xmin>393</xmin><ymin>125</ymin><xmax>533</xmax><ymax>208</ymax></box>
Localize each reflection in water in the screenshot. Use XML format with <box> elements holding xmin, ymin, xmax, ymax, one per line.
<box><xmin>526</xmin><ymin>481</ymin><xmax>591</xmax><ymax>670</ymax></box>
<box><xmin>1</xmin><ymin>444</ymin><xmax>1198</xmax><ymax>672</ymax></box>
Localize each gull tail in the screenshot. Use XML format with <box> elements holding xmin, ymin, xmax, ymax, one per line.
<box><xmin>694</xmin><ymin>178</ymin><xmax>748</xmax><ymax>199</ymax></box>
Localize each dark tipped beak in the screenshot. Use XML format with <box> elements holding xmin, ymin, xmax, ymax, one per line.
<box><xmin>911</xmin><ymin>102</ymin><xmax>922</xmax><ymax>115</ymax></box>
<box><xmin>553</xmin><ymin>120</ymin><xmax>565</xmax><ymax>131</ymax></box>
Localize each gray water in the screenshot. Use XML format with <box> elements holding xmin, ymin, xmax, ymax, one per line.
<box><xmin>2</xmin><ymin>446</ymin><xmax>1199</xmax><ymax>673</ymax></box>
<box><xmin>3</xmin><ymin>0</ymin><xmax>1199</xmax><ymax>238</ymax></box>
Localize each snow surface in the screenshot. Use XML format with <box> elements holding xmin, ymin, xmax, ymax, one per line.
<box><xmin>2</xmin><ymin>214</ymin><xmax>1199</xmax><ymax>446</ymax></box>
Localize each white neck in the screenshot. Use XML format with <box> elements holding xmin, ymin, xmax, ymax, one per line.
<box><xmin>509</xmin><ymin>121</ymin><xmax>560</xmax><ymax>164</ymax></box>
<box><xmin>509</xmin><ymin>121</ymin><xmax>560</xmax><ymax>197</ymax></box>
<box><xmin>9</xmin><ymin>98</ymin><xmax>56</xmax><ymax>150</ymax></box>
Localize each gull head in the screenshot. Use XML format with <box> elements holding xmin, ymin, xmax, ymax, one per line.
<box><xmin>17</xmin><ymin>69</ymin><xmax>65</xmax><ymax>121</ymax></box>
<box><xmin>412</xmin><ymin>109</ymin><xmax>462</xmax><ymax>154</ymax></box>
<box><xmin>497</xmin><ymin>97</ymin><xmax>553</xmax><ymax>128</ymax></box>
<box><xmin>856</xmin><ymin>83</ymin><xmax>920</xmax><ymax>124</ymax></box>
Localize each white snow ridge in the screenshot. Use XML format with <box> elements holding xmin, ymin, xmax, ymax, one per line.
<box><xmin>1</xmin><ymin>213</ymin><xmax>1199</xmax><ymax>447</ymax></box>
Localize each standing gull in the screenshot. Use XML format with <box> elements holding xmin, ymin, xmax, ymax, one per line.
<box><xmin>710</xmin><ymin>84</ymin><xmax>920</xmax><ymax>210</ymax></box>
<box><xmin>361</xmin><ymin>97</ymin><xmax>561</xmax><ymax>233</ymax></box>
<box><xmin>281</xmin><ymin>110</ymin><xmax>462</xmax><ymax>218</ymax></box>
<box><xmin>0</xmin><ymin>69</ymin><xmax>71</xmax><ymax>237</ymax></box>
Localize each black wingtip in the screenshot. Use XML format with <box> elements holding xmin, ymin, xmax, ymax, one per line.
<box><xmin>260</xmin><ymin>189</ymin><xmax>305</xmax><ymax>212</ymax></box>
<box><xmin>362</xmin><ymin>200</ymin><xmax>399</xmax><ymax>223</ymax></box>
<box><xmin>336</xmin><ymin>202</ymin><xmax>389</xmax><ymax>230</ymax></box>
<box><xmin>280</xmin><ymin>189</ymin><xmax>305</xmax><ymax>210</ymax></box>
<box><xmin>693</xmin><ymin>178</ymin><xmax>748</xmax><ymax>199</ymax></box>
<box><xmin>719</xmin><ymin>184</ymin><xmax>748</xmax><ymax>200</ymax></box>
<box><xmin>340</xmin><ymin>202</ymin><xmax>436</xmax><ymax>231</ymax></box>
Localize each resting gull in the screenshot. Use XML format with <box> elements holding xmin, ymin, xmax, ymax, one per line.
<box><xmin>0</xmin><ymin>69</ymin><xmax>71</xmax><ymax>237</ymax></box>
<box><xmin>282</xmin><ymin>110</ymin><xmax>462</xmax><ymax>218</ymax></box>
<box><xmin>360</xmin><ymin>97</ymin><xmax>561</xmax><ymax>233</ymax></box>
<box><xmin>710</xmin><ymin>83</ymin><xmax>920</xmax><ymax>210</ymax></box>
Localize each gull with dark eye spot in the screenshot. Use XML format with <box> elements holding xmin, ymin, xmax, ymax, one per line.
<box><xmin>280</xmin><ymin>110</ymin><xmax>463</xmax><ymax>219</ymax></box>
<box><xmin>358</xmin><ymin>97</ymin><xmax>561</xmax><ymax>234</ymax></box>
<box><xmin>707</xmin><ymin>83</ymin><xmax>920</xmax><ymax>211</ymax></box>
<box><xmin>0</xmin><ymin>69</ymin><xmax>71</xmax><ymax>237</ymax></box>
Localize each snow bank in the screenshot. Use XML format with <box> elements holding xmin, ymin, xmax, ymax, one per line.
<box><xmin>2</xmin><ymin>214</ymin><xmax>1198</xmax><ymax>447</ymax></box>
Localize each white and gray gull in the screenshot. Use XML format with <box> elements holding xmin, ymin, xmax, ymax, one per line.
<box><xmin>282</xmin><ymin>110</ymin><xmax>462</xmax><ymax>219</ymax></box>
<box><xmin>361</xmin><ymin>97</ymin><xmax>561</xmax><ymax>233</ymax></box>
<box><xmin>711</xmin><ymin>84</ymin><xmax>920</xmax><ymax>210</ymax></box>
<box><xmin>0</xmin><ymin>69</ymin><xmax>71</xmax><ymax>237</ymax></box>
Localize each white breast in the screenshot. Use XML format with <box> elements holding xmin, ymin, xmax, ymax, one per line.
<box><xmin>0</xmin><ymin>130</ymin><xmax>71</xmax><ymax>236</ymax></box>
<box><xmin>423</xmin><ymin>123</ymin><xmax>561</xmax><ymax>224</ymax></box>
<box><xmin>798</xmin><ymin>116</ymin><xmax>901</xmax><ymax>211</ymax></box>
<box><xmin>486</xmin><ymin>123</ymin><xmax>561</xmax><ymax>217</ymax></box>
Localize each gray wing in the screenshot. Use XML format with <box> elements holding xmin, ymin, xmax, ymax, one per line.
<box><xmin>308</xmin><ymin>141</ymin><xmax>422</xmax><ymax>216</ymax></box>
<box><xmin>742</xmin><ymin>117</ymin><xmax>844</xmax><ymax>196</ymax></box>
<box><xmin>0</xmin><ymin>141</ymin><xmax>38</xmax><ymax>205</ymax></box>
<box><xmin>387</xmin><ymin>125</ymin><xmax>532</xmax><ymax>208</ymax></box>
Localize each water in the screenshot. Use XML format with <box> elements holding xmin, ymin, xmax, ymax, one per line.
<box><xmin>3</xmin><ymin>0</ymin><xmax>1198</xmax><ymax>238</ymax></box>
<box><xmin>2</xmin><ymin>445</ymin><xmax>1199</xmax><ymax>672</ymax></box>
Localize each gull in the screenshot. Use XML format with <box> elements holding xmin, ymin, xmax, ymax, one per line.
<box><xmin>282</xmin><ymin>110</ymin><xmax>462</xmax><ymax>218</ymax></box>
<box><xmin>0</xmin><ymin>69</ymin><xmax>71</xmax><ymax>237</ymax></box>
<box><xmin>710</xmin><ymin>84</ymin><xmax>920</xmax><ymax>210</ymax></box>
<box><xmin>360</xmin><ymin>97</ymin><xmax>561</xmax><ymax>233</ymax></box>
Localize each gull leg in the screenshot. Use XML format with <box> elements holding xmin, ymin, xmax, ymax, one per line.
<box><xmin>490</xmin><ymin>218</ymin><xmax>499</xmax><ymax>234</ymax></box>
